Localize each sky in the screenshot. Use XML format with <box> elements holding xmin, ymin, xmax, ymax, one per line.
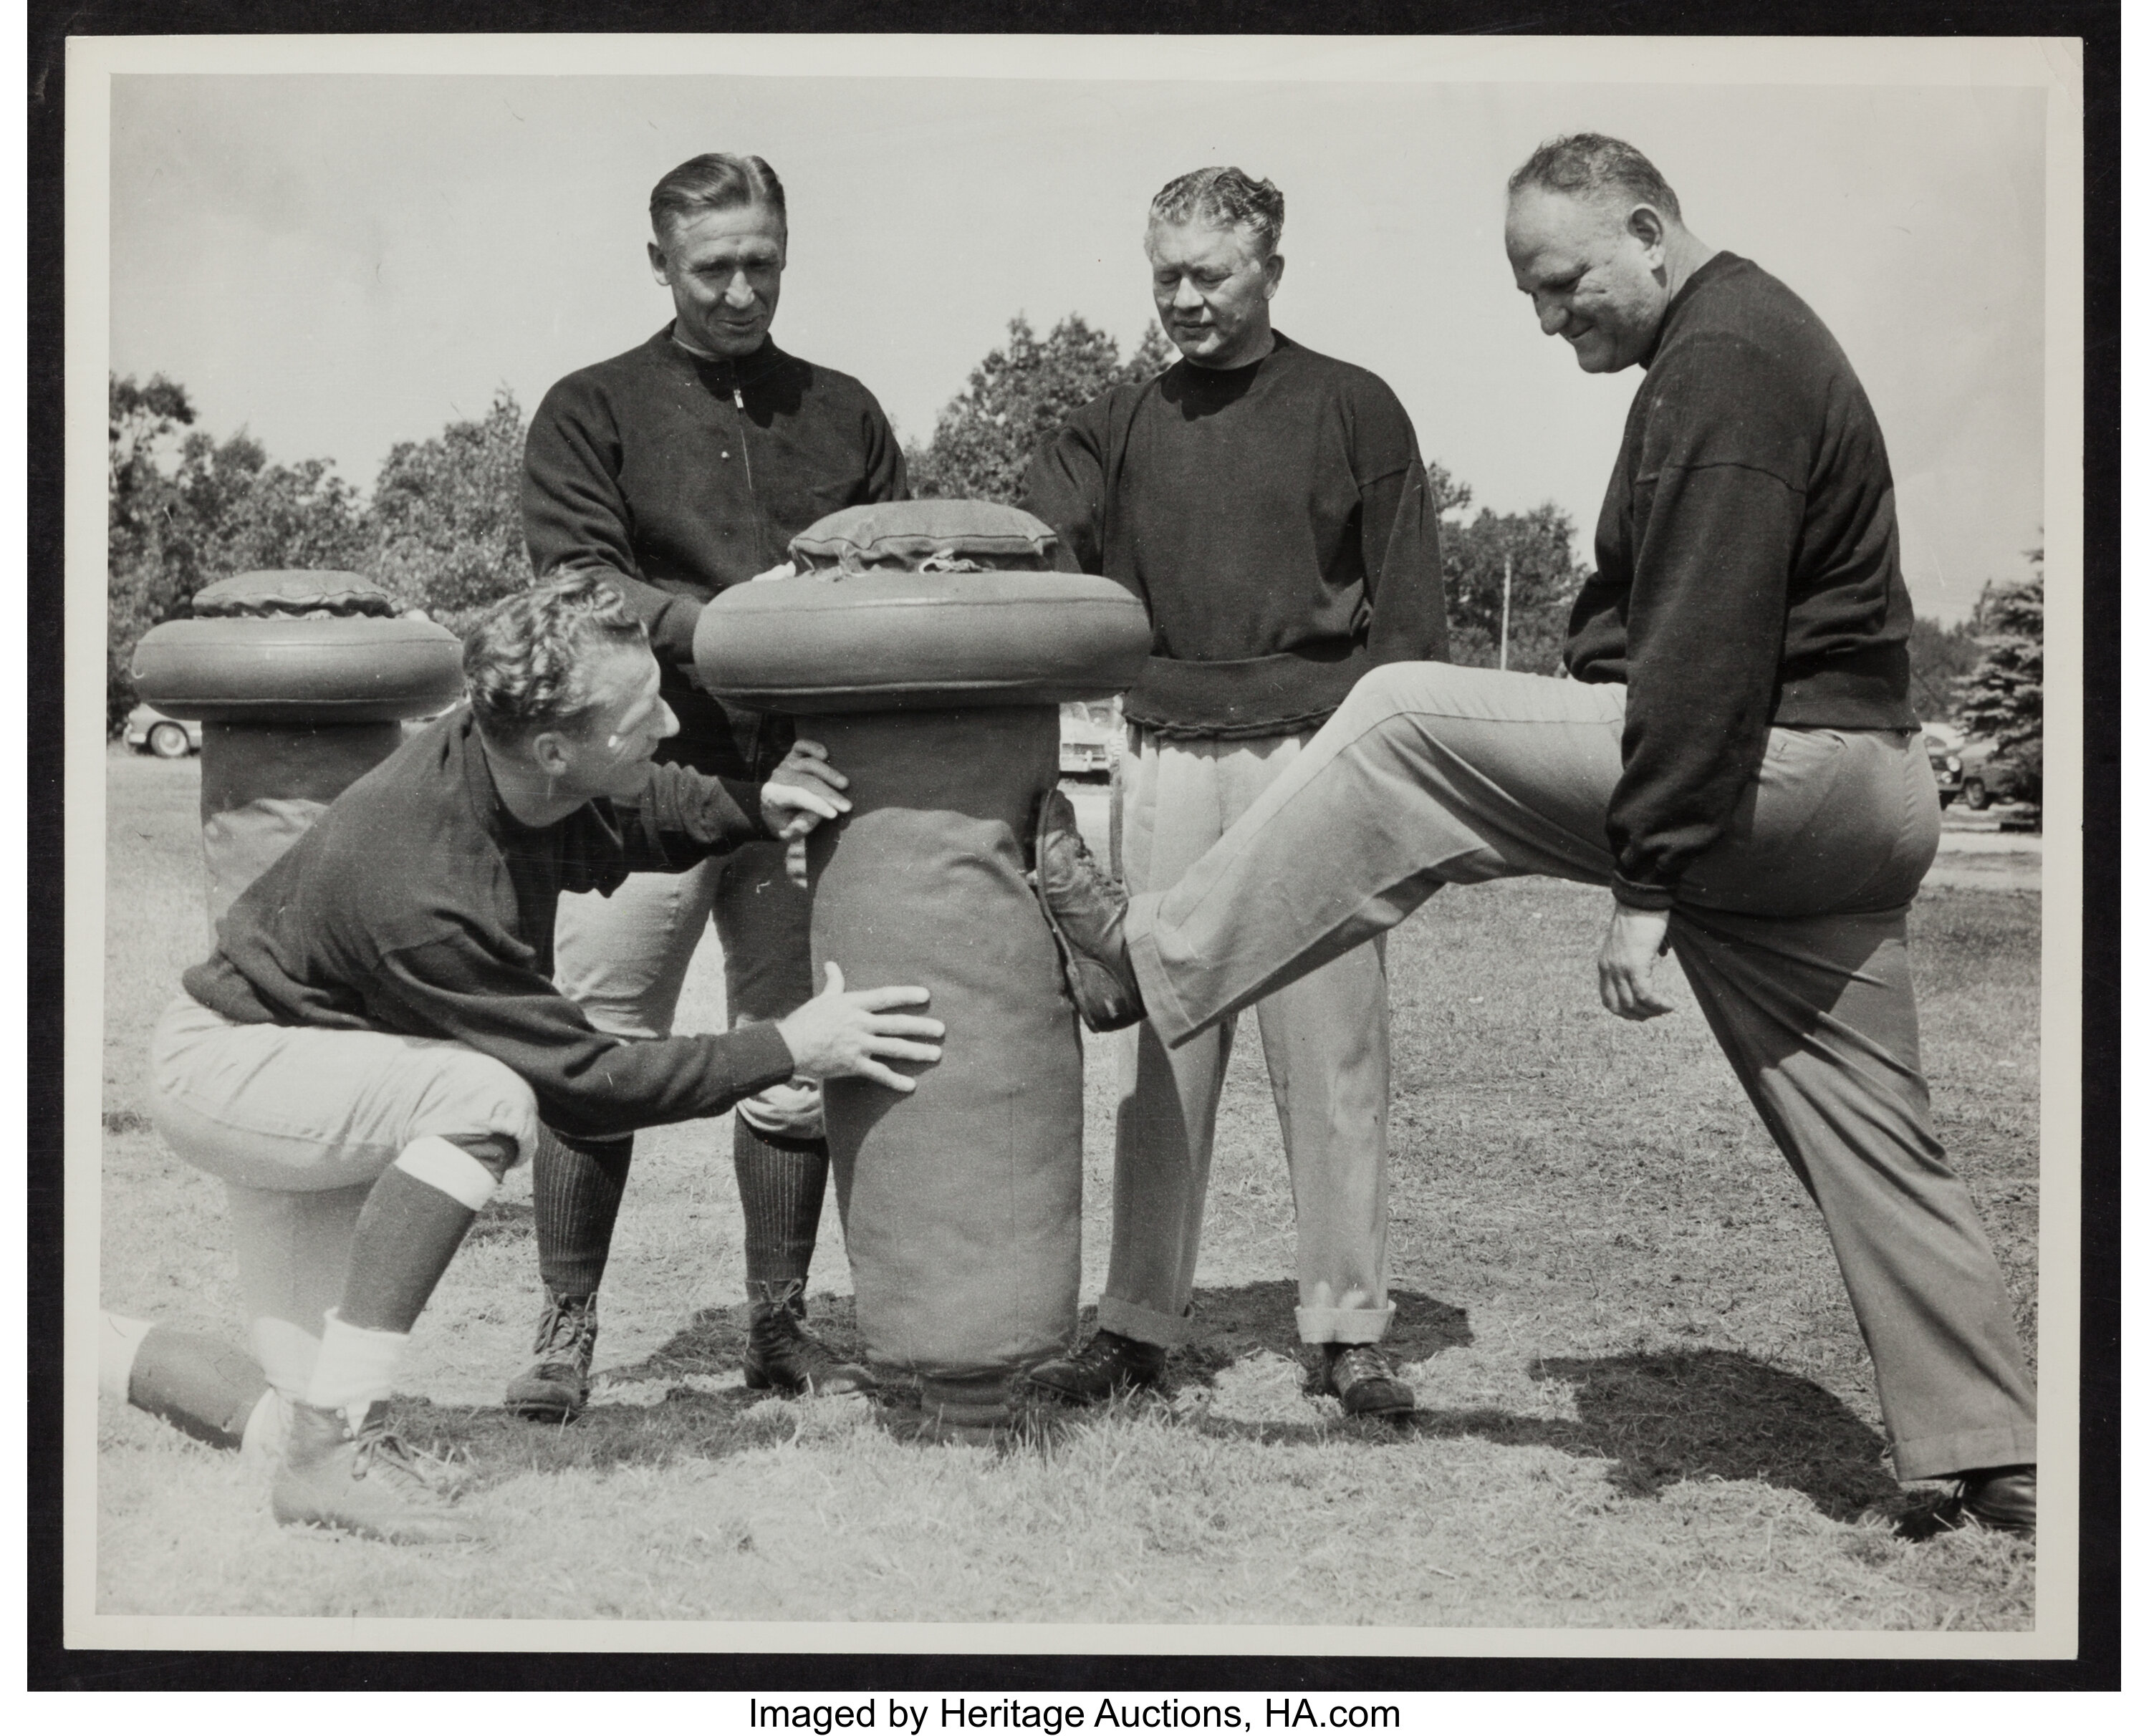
<box><xmin>107</xmin><ymin>69</ymin><xmax>2048</xmax><ymax>620</ymax></box>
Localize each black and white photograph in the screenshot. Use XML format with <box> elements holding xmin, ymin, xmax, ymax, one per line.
<box><xmin>54</xmin><ymin>27</ymin><xmax>2092</xmax><ymax>1662</ymax></box>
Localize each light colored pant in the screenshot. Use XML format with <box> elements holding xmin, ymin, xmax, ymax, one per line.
<box><xmin>554</xmin><ymin>839</ymin><xmax>819</xmax><ymax>1137</ymax></box>
<box><xmin>1126</xmin><ymin>662</ymin><xmax>2037</xmax><ymax>1480</ymax></box>
<box><xmin>146</xmin><ymin>994</ymin><xmax>542</xmax><ymax>1397</ymax></box>
<box><xmin>1100</xmin><ymin>728</ymin><xmax>1393</xmax><ymax>1349</ymax></box>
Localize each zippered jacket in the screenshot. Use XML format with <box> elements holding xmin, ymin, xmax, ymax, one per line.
<box><xmin>524</xmin><ymin>327</ymin><xmax>908</xmax><ymax>778</ymax></box>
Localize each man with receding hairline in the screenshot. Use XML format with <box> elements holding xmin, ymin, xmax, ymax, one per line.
<box><xmin>516</xmin><ymin>152</ymin><xmax>909</xmax><ymax>1420</ymax></box>
<box><xmin>1024</xmin><ymin>165</ymin><xmax>1451</xmax><ymax>1417</ymax></box>
<box><xmin>1034</xmin><ymin>136</ymin><xmax>2037</xmax><ymax>1537</ymax></box>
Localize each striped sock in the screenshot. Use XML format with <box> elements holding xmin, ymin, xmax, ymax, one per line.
<box><xmin>734</xmin><ymin>1123</ymin><xmax>830</xmax><ymax>1290</ymax></box>
<box><xmin>533</xmin><ymin>1128</ymin><xmax>635</xmax><ymax>1300</ymax></box>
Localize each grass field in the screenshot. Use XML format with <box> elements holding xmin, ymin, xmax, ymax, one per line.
<box><xmin>94</xmin><ymin>748</ymin><xmax>2040</xmax><ymax>1630</ymax></box>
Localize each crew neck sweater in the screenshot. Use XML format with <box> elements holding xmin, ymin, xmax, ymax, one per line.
<box><xmin>1024</xmin><ymin>333</ymin><xmax>1449</xmax><ymax>738</ymax></box>
<box><xmin>182</xmin><ymin>712</ymin><xmax>797</xmax><ymax>1139</ymax></box>
<box><xmin>1570</xmin><ymin>252</ymin><xmax>1921</xmax><ymax>907</ymax></box>
<box><xmin>524</xmin><ymin>328</ymin><xmax>908</xmax><ymax>777</ymax></box>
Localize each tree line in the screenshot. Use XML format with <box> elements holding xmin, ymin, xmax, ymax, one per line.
<box><xmin>107</xmin><ymin>375</ymin><xmax>525</xmax><ymax>730</ymax></box>
<box><xmin>109</xmin><ymin>321</ymin><xmax>2043</xmax><ymax>791</ymax></box>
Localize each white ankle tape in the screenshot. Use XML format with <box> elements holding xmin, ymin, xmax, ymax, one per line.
<box><xmin>394</xmin><ymin>1134</ymin><xmax>501</xmax><ymax>1211</ymax></box>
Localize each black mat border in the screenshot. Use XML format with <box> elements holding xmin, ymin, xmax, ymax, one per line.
<box><xmin>27</xmin><ymin>0</ymin><xmax>2121</xmax><ymax>1693</ymax></box>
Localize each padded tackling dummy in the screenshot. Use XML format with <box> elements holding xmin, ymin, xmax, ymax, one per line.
<box><xmin>130</xmin><ymin>571</ymin><xmax>464</xmax><ymax>924</ymax></box>
<box><xmin>698</xmin><ymin>501</ymin><xmax>1150</xmax><ymax>1429</ymax></box>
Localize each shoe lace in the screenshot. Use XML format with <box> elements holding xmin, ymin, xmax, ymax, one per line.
<box><xmin>1331</xmin><ymin>1345</ymin><xmax>1395</xmax><ymax>1391</ymax></box>
<box><xmin>532</xmin><ymin>1298</ymin><xmax>597</xmax><ymax>1363</ymax></box>
<box><xmin>350</xmin><ymin>1412</ymin><xmax>451</xmax><ymax>1495</ymax></box>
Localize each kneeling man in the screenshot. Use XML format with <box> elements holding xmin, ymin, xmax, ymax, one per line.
<box><xmin>1037</xmin><ymin>135</ymin><xmax>2036</xmax><ymax>1537</ymax></box>
<box><xmin>123</xmin><ymin>574</ymin><xmax>941</xmax><ymax>1543</ymax></box>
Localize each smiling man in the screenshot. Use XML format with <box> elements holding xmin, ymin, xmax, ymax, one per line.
<box><xmin>518</xmin><ymin>154</ymin><xmax>909</xmax><ymax>1420</ymax></box>
<box><xmin>1032</xmin><ymin>135</ymin><xmax>2037</xmax><ymax>1539</ymax></box>
<box><xmin>133</xmin><ymin>575</ymin><xmax>941</xmax><ymax>1543</ymax></box>
<box><xmin>1023</xmin><ymin>166</ymin><xmax>1449</xmax><ymax>1417</ymax></box>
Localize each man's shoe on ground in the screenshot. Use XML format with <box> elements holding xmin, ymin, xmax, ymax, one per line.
<box><xmin>1894</xmin><ymin>1463</ymin><xmax>2036</xmax><ymax>1540</ymax></box>
<box><xmin>1322</xmin><ymin>1343</ymin><xmax>1415</xmax><ymax>1418</ymax></box>
<box><xmin>504</xmin><ymin>1291</ymin><xmax>600</xmax><ymax>1422</ymax></box>
<box><xmin>1027</xmin><ymin>1328</ymin><xmax>1168</xmax><ymax>1404</ymax></box>
<box><xmin>271</xmin><ymin>1399</ymin><xmax>481</xmax><ymax>1544</ymax></box>
<box><xmin>1033</xmin><ymin>790</ymin><xmax>1145</xmax><ymax>1032</ymax></box>
<box><xmin>744</xmin><ymin>1280</ymin><xmax>875</xmax><ymax>1397</ymax></box>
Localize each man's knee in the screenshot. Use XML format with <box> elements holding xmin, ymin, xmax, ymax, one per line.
<box><xmin>417</xmin><ymin>1049</ymin><xmax>543</xmax><ymax>1175</ymax></box>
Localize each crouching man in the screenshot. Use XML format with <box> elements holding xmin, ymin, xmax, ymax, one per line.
<box><xmin>125</xmin><ymin>574</ymin><xmax>942</xmax><ymax>1543</ymax></box>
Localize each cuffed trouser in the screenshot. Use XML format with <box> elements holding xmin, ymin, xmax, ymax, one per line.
<box><xmin>146</xmin><ymin>994</ymin><xmax>542</xmax><ymax>1399</ymax></box>
<box><xmin>1100</xmin><ymin>728</ymin><xmax>1393</xmax><ymax>1349</ymax></box>
<box><xmin>1125</xmin><ymin>662</ymin><xmax>2037</xmax><ymax>1480</ymax></box>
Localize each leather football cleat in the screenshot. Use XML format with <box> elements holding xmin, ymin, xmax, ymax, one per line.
<box><xmin>744</xmin><ymin>1280</ymin><xmax>875</xmax><ymax>1398</ymax></box>
<box><xmin>1322</xmin><ymin>1343</ymin><xmax>1416</xmax><ymax>1419</ymax></box>
<box><xmin>271</xmin><ymin>1400</ymin><xmax>481</xmax><ymax>1545</ymax></box>
<box><xmin>1032</xmin><ymin>790</ymin><xmax>1145</xmax><ymax>1032</ymax></box>
<box><xmin>1894</xmin><ymin>1464</ymin><xmax>2036</xmax><ymax>1540</ymax></box>
<box><xmin>1027</xmin><ymin>1328</ymin><xmax>1168</xmax><ymax>1405</ymax></box>
<box><xmin>504</xmin><ymin>1292</ymin><xmax>600</xmax><ymax>1423</ymax></box>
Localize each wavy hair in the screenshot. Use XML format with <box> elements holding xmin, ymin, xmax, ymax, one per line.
<box><xmin>463</xmin><ymin>573</ymin><xmax>649</xmax><ymax>746</ymax></box>
<box><xmin>1148</xmin><ymin>166</ymin><xmax>1284</xmax><ymax>259</ymax></box>
<box><xmin>649</xmin><ymin>152</ymin><xmax>788</xmax><ymax>241</ymax></box>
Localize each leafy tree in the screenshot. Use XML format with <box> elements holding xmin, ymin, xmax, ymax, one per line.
<box><xmin>106</xmin><ymin>373</ymin><xmax>367</xmax><ymax>730</ymax></box>
<box><xmin>906</xmin><ymin>314</ymin><xmax>1175</xmax><ymax>505</ymax></box>
<box><xmin>1440</xmin><ymin>501</ymin><xmax>1588</xmax><ymax>676</ymax></box>
<box><xmin>365</xmin><ymin>388</ymin><xmax>530</xmax><ymax>634</ymax></box>
<box><xmin>1906</xmin><ymin>614</ymin><xmax>1983</xmax><ymax>723</ymax></box>
<box><xmin>1957</xmin><ymin>551</ymin><xmax>2044</xmax><ymax>804</ymax></box>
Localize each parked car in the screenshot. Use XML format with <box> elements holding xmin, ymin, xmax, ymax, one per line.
<box><xmin>1920</xmin><ymin>723</ymin><xmax>2004</xmax><ymax>811</ymax></box>
<box><xmin>1058</xmin><ymin>699</ymin><xmax>1123</xmax><ymax>779</ymax></box>
<box><xmin>123</xmin><ymin>703</ymin><xmax>202</xmax><ymax>759</ymax></box>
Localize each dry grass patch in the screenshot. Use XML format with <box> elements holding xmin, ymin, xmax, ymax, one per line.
<box><xmin>95</xmin><ymin>751</ymin><xmax>2039</xmax><ymax>1631</ymax></box>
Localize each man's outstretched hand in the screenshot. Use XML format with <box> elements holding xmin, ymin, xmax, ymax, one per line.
<box><xmin>761</xmin><ymin>738</ymin><xmax>851</xmax><ymax>887</ymax></box>
<box><xmin>1597</xmin><ymin>900</ymin><xmax>1676</xmax><ymax>1021</ymax></box>
<box><xmin>774</xmin><ymin>963</ymin><xmax>943</xmax><ymax>1093</ymax></box>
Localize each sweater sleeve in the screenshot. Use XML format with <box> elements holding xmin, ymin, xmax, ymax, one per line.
<box><xmin>372</xmin><ymin>927</ymin><xmax>797</xmax><ymax>1139</ymax></box>
<box><xmin>1346</xmin><ymin>376</ymin><xmax>1448</xmax><ymax>666</ymax></box>
<box><xmin>1023</xmin><ymin>395</ymin><xmax>1113</xmax><ymax>577</ymax></box>
<box><xmin>1360</xmin><ymin>460</ymin><xmax>1451</xmax><ymax>665</ymax></box>
<box><xmin>862</xmin><ymin>392</ymin><xmax>911</xmax><ymax>506</ymax></box>
<box><xmin>1606</xmin><ymin>339</ymin><xmax>1809</xmax><ymax>907</ymax></box>
<box><xmin>522</xmin><ymin>375</ymin><xmax>705</xmax><ymax>667</ymax></box>
<box><xmin>615</xmin><ymin>766</ymin><xmax>774</xmax><ymax>872</ymax></box>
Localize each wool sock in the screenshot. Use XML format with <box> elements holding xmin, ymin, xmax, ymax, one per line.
<box><xmin>533</xmin><ymin>1128</ymin><xmax>635</xmax><ymax>1300</ymax></box>
<box><xmin>334</xmin><ymin>1134</ymin><xmax>503</xmax><ymax>1334</ymax></box>
<box><xmin>101</xmin><ymin>1313</ymin><xmax>271</xmax><ymax>1452</ymax></box>
<box><xmin>303</xmin><ymin>1311</ymin><xmax>410</xmax><ymax>1417</ymax></box>
<box><xmin>734</xmin><ymin>1122</ymin><xmax>830</xmax><ymax>1290</ymax></box>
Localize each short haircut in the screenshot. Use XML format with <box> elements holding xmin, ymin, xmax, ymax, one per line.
<box><xmin>463</xmin><ymin>573</ymin><xmax>650</xmax><ymax>746</ymax></box>
<box><xmin>1149</xmin><ymin>165</ymin><xmax>1285</xmax><ymax>259</ymax></box>
<box><xmin>649</xmin><ymin>152</ymin><xmax>788</xmax><ymax>242</ymax></box>
<box><xmin>1506</xmin><ymin>133</ymin><xmax>1683</xmax><ymax>224</ymax></box>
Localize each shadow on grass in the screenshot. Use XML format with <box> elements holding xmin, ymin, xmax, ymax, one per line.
<box><xmin>389</xmin><ymin>1281</ymin><xmax>1891</xmax><ymax>1522</ymax></box>
<box><xmin>1150</xmin><ymin>1283</ymin><xmax>1890</xmax><ymax>1519</ymax></box>
<box><xmin>1375</xmin><ymin>1351</ymin><xmax>1897</xmax><ymax>1521</ymax></box>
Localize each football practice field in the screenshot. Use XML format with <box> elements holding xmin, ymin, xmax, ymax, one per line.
<box><xmin>94</xmin><ymin>748</ymin><xmax>2042</xmax><ymax>1632</ymax></box>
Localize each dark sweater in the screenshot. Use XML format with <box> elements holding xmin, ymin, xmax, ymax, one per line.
<box><xmin>524</xmin><ymin>329</ymin><xmax>908</xmax><ymax>778</ymax></box>
<box><xmin>1024</xmin><ymin>333</ymin><xmax>1449</xmax><ymax>738</ymax></box>
<box><xmin>1570</xmin><ymin>253</ymin><xmax>1920</xmax><ymax>907</ymax></box>
<box><xmin>182</xmin><ymin>713</ymin><xmax>797</xmax><ymax>1140</ymax></box>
